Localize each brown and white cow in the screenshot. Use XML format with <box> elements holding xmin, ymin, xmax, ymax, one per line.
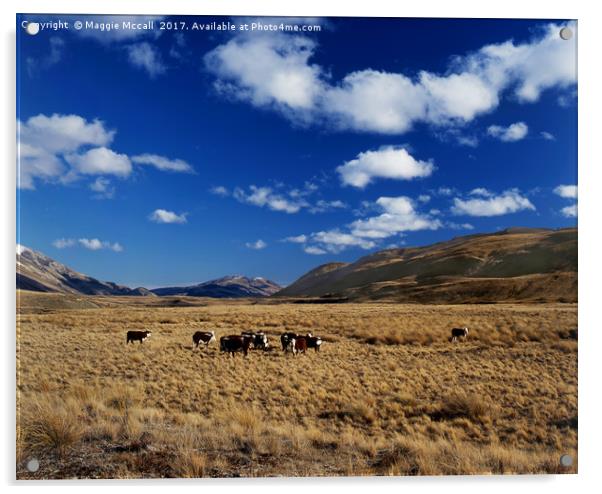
<box><xmin>220</xmin><ymin>335</ymin><xmax>252</xmax><ymax>357</ymax></box>
<box><xmin>293</xmin><ymin>336</ymin><xmax>308</xmax><ymax>355</ymax></box>
<box><xmin>449</xmin><ymin>327</ymin><xmax>469</xmax><ymax>343</ymax></box>
<box><xmin>126</xmin><ymin>330</ymin><xmax>152</xmax><ymax>344</ymax></box>
<box><xmin>241</xmin><ymin>331</ymin><xmax>269</xmax><ymax>350</ymax></box>
<box><xmin>193</xmin><ymin>331</ymin><xmax>215</xmax><ymax>349</ymax></box>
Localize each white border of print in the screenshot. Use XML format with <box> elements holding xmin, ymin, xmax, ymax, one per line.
<box><xmin>2</xmin><ymin>1</ymin><xmax>600</xmax><ymax>493</ymax></box>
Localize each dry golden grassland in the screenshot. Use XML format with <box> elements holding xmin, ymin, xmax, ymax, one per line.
<box><xmin>16</xmin><ymin>294</ymin><xmax>577</xmax><ymax>478</ymax></box>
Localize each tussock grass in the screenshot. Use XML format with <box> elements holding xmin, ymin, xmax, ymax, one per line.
<box><xmin>16</xmin><ymin>299</ymin><xmax>577</xmax><ymax>478</ymax></box>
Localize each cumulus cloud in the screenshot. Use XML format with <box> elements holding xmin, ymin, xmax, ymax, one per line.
<box><xmin>245</xmin><ymin>239</ymin><xmax>268</xmax><ymax>250</ymax></box>
<box><xmin>131</xmin><ymin>153</ymin><xmax>193</xmax><ymax>173</ymax></box>
<box><xmin>451</xmin><ymin>189</ymin><xmax>535</xmax><ymax>216</ymax></box>
<box><xmin>554</xmin><ymin>184</ymin><xmax>577</xmax><ymax>199</ymax></box>
<box><xmin>337</xmin><ymin>146</ymin><xmax>435</xmax><ymax>188</ymax></box>
<box><xmin>554</xmin><ymin>184</ymin><xmax>577</xmax><ymax>218</ymax></box>
<box><xmin>149</xmin><ymin>209</ymin><xmax>188</xmax><ymax>224</ymax></box>
<box><xmin>349</xmin><ymin>197</ymin><xmax>442</xmax><ymax>239</ymax></box>
<box><xmin>126</xmin><ymin>42</ymin><xmax>166</xmax><ymax>77</ymax></box>
<box><xmin>540</xmin><ymin>131</ymin><xmax>556</xmax><ymax>141</ymax></box>
<box><xmin>65</xmin><ymin>147</ymin><xmax>132</xmax><ymax>177</ymax></box>
<box><xmin>283</xmin><ymin>234</ymin><xmax>308</xmax><ymax>244</ymax></box>
<box><xmin>289</xmin><ymin>196</ymin><xmax>440</xmax><ymax>255</ymax></box>
<box><xmin>53</xmin><ymin>237</ymin><xmax>123</xmax><ymax>252</ymax></box>
<box><xmin>487</xmin><ymin>122</ymin><xmax>529</xmax><ymax>142</ymax></box>
<box><xmin>205</xmin><ymin>34</ymin><xmax>322</xmax><ymax>112</ymax></box>
<box><xmin>561</xmin><ymin>204</ymin><xmax>577</xmax><ymax>218</ymax></box>
<box><xmin>18</xmin><ymin>113</ymin><xmax>192</xmax><ymax>189</ymax></box>
<box><xmin>204</xmin><ymin>22</ymin><xmax>576</xmax><ymax>134</ymax></box>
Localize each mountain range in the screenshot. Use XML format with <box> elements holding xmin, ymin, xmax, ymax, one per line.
<box><xmin>16</xmin><ymin>245</ymin><xmax>281</xmax><ymax>298</ymax></box>
<box><xmin>277</xmin><ymin>227</ymin><xmax>577</xmax><ymax>303</ymax></box>
<box><xmin>17</xmin><ymin>227</ymin><xmax>577</xmax><ymax>303</ymax></box>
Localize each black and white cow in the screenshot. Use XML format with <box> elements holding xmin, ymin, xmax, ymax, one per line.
<box><xmin>126</xmin><ymin>330</ymin><xmax>152</xmax><ymax>344</ymax></box>
<box><xmin>241</xmin><ymin>331</ymin><xmax>269</xmax><ymax>350</ymax></box>
<box><xmin>193</xmin><ymin>331</ymin><xmax>216</xmax><ymax>349</ymax></box>
<box><xmin>449</xmin><ymin>327</ymin><xmax>469</xmax><ymax>343</ymax></box>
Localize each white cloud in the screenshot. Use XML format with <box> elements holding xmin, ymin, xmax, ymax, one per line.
<box><xmin>53</xmin><ymin>237</ymin><xmax>122</xmax><ymax>252</ymax></box>
<box><xmin>234</xmin><ymin>185</ymin><xmax>304</xmax><ymax>213</ymax></box>
<box><xmin>303</xmin><ymin>245</ymin><xmax>327</xmax><ymax>255</ymax></box>
<box><xmin>350</xmin><ymin>197</ymin><xmax>442</xmax><ymax>239</ymax></box>
<box><xmin>311</xmin><ymin>230</ymin><xmax>376</xmax><ymax>253</ymax></box>
<box><xmin>452</xmin><ymin>189</ymin><xmax>535</xmax><ymax>216</ymax></box>
<box><xmin>89</xmin><ymin>177</ymin><xmax>115</xmax><ymax>199</ymax></box>
<box><xmin>283</xmin><ymin>234</ymin><xmax>308</xmax><ymax>244</ymax></box>
<box><xmin>18</xmin><ymin>113</ymin><xmax>192</xmax><ymax>189</ymax></box>
<box><xmin>205</xmin><ymin>33</ymin><xmax>322</xmax><ymax>112</ymax></box>
<box><xmin>131</xmin><ymin>154</ymin><xmax>193</xmax><ymax>173</ymax></box>
<box><xmin>487</xmin><ymin>122</ymin><xmax>529</xmax><ymax>142</ymax></box>
<box><xmin>447</xmin><ymin>222</ymin><xmax>475</xmax><ymax>230</ymax></box>
<box><xmin>309</xmin><ymin>199</ymin><xmax>347</xmax><ymax>213</ymax></box>
<box><xmin>337</xmin><ymin>146</ymin><xmax>434</xmax><ymax>188</ymax></box>
<box><xmin>19</xmin><ymin>113</ymin><xmax>114</xmax><ymax>154</ymax></box>
<box><xmin>561</xmin><ymin>204</ymin><xmax>577</xmax><ymax>218</ymax></box>
<box><xmin>52</xmin><ymin>238</ymin><xmax>75</xmax><ymax>249</ymax></box>
<box><xmin>127</xmin><ymin>42</ymin><xmax>166</xmax><ymax>77</ymax></box>
<box><xmin>245</xmin><ymin>239</ymin><xmax>268</xmax><ymax>250</ymax></box>
<box><xmin>540</xmin><ymin>131</ymin><xmax>556</xmax><ymax>141</ymax></box>
<box><xmin>293</xmin><ymin>196</ymin><xmax>440</xmax><ymax>255</ymax></box>
<box><xmin>205</xmin><ymin>22</ymin><xmax>576</xmax><ymax>134</ymax></box>
<box><xmin>418</xmin><ymin>194</ymin><xmax>431</xmax><ymax>203</ymax></box>
<box><xmin>469</xmin><ymin>187</ymin><xmax>493</xmax><ymax>197</ymax></box>
<box><xmin>210</xmin><ymin>185</ymin><xmax>229</xmax><ymax>196</ymax></box>
<box><xmin>149</xmin><ymin>209</ymin><xmax>188</xmax><ymax>224</ymax></box>
<box><xmin>66</xmin><ymin>147</ymin><xmax>132</xmax><ymax>177</ymax></box>
<box><xmin>554</xmin><ymin>184</ymin><xmax>577</xmax><ymax>199</ymax></box>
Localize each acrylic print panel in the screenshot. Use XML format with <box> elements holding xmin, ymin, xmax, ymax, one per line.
<box><xmin>16</xmin><ymin>14</ymin><xmax>577</xmax><ymax>479</ymax></box>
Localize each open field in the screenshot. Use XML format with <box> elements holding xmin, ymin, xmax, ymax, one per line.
<box><xmin>16</xmin><ymin>291</ymin><xmax>577</xmax><ymax>478</ymax></box>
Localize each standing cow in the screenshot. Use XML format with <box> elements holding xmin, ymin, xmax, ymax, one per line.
<box><xmin>220</xmin><ymin>335</ymin><xmax>252</xmax><ymax>357</ymax></box>
<box><xmin>241</xmin><ymin>331</ymin><xmax>269</xmax><ymax>350</ymax></box>
<box><xmin>306</xmin><ymin>333</ymin><xmax>323</xmax><ymax>352</ymax></box>
<box><xmin>126</xmin><ymin>330</ymin><xmax>152</xmax><ymax>344</ymax></box>
<box><xmin>449</xmin><ymin>327</ymin><xmax>469</xmax><ymax>343</ymax></box>
<box><xmin>193</xmin><ymin>330</ymin><xmax>216</xmax><ymax>349</ymax></box>
<box><xmin>281</xmin><ymin>332</ymin><xmax>298</xmax><ymax>351</ymax></box>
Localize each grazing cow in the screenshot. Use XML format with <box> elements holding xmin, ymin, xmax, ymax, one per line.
<box><xmin>306</xmin><ymin>333</ymin><xmax>323</xmax><ymax>352</ymax></box>
<box><xmin>126</xmin><ymin>330</ymin><xmax>152</xmax><ymax>344</ymax></box>
<box><xmin>241</xmin><ymin>331</ymin><xmax>269</xmax><ymax>350</ymax></box>
<box><xmin>193</xmin><ymin>331</ymin><xmax>215</xmax><ymax>349</ymax></box>
<box><xmin>293</xmin><ymin>336</ymin><xmax>308</xmax><ymax>355</ymax></box>
<box><xmin>220</xmin><ymin>335</ymin><xmax>252</xmax><ymax>357</ymax></box>
<box><xmin>281</xmin><ymin>332</ymin><xmax>298</xmax><ymax>351</ymax></box>
<box><xmin>449</xmin><ymin>327</ymin><xmax>469</xmax><ymax>343</ymax></box>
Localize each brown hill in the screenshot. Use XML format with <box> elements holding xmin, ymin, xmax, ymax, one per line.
<box><xmin>277</xmin><ymin>228</ymin><xmax>577</xmax><ymax>303</ymax></box>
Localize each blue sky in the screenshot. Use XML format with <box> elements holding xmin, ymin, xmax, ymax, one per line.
<box><xmin>16</xmin><ymin>15</ymin><xmax>577</xmax><ymax>287</ymax></box>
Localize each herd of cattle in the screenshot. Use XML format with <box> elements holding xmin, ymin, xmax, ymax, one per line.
<box><xmin>125</xmin><ymin>326</ymin><xmax>470</xmax><ymax>355</ymax></box>
<box><xmin>126</xmin><ymin>329</ymin><xmax>324</xmax><ymax>356</ymax></box>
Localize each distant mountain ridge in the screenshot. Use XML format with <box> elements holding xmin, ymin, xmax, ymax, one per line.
<box><xmin>150</xmin><ymin>275</ymin><xmax>281</xmax><ymax>298</ymax></box>
<box><xmin>276</xmin><ymin>227</ymin><xmax>577</xmax><ymax>303</ymax></box>
<box><xmin>16</xmin><ymin>245</ymin><xmax>153</xmax><ymax>296</ymax></box>
<box><xmin>16</xmin><ymin>246</ymin><xmax>280</xmax><ymax>298</ymax></box>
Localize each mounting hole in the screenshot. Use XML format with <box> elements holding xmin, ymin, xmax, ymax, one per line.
<box><xmin>25</xmin><ymin>22</ymin><xmax>40</xmax><ymax>36</ymax></box>
<box><xmin>26</xmin><ymin>457</ymin><xmax>40</xmax><ymax>472</ymax></box>
<box><xmin>560</xmin><ymin>27</ymin><xmax>573</xmax><ymax>41</ymax></box>
<box><xmin>560</xmin><ymin>454</ymin><xmax>573</xmax><ymax>467</ymax></box>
